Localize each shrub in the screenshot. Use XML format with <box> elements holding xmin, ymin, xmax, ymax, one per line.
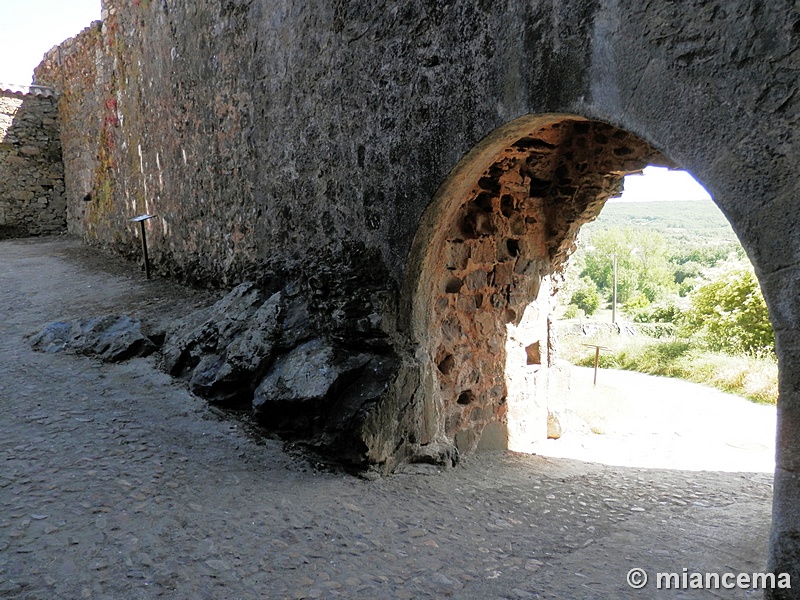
<box><xmin>570</xmin><ymin>277</ymin><xmax>600</xmax><ymax>316</ymax></box>
<box><xmin>632</xmin><ymin>299</ymin><xmax>683</xmax><ymax>324</ymax></box>
<box><xmin>681</xmin><ymin>265</ymin><xmax>774</xmax><ymax>355</ymax></box>
<box><xmin>624</xmin><ymin>292</ymin><xmax>650</xmax><ymax>312</ymax></box>
<box><xmin>560</xmin><ymin>331</ymin><xmax>777</xmax><ymax>404</ymax></box>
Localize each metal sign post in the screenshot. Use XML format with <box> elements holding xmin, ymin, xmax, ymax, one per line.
<box><xmin>128</xmin><ymin>214</ymin><xmax>158</xmax><ymax>279</ymax></box>
<box><xmin>582</xmin><ymin>343</ymin><xmax>610</xmax><ymax>386</ymax></box>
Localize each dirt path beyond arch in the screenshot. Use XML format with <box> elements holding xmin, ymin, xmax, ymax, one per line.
<box><xmin>0</xmin><ymin>237</ymin><xmax>774</xmax><ymax>599</ymax></box>
<box><xmin>541</xmin><ymin>366</ymin><xmax>776</xmax><ymax>473</ymax></box>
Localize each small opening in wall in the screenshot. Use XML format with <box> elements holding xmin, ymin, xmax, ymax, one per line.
<box><xmin>461</xmin><ymin>210</ymin><xmax>496</xmax><ymax>237</ymax></box>
<box><xmin>457</xmin><ymin>390</ymin><xmax>476</xmax><ymax>405</ymax></box>
<box><xmin>506</xmin><ymin>239</ymin><xmax>520</xmax><ymax>257</ymax></box>
<box><xmin>525</xmin><ymin>342</ymin><xmax>541</xmax><ymax>366</ymax></box>
<box><xmin>478</xmin><ymin>176</ymin><xmax>501</xmax><ymax>194</ymax></box>
<box><xmin>474</xmin><ymin>192</ymin><xmax>494</xmax><ymax>212</ymax></box>
<box><xmin>437</xmin><ymin>354</ymin><xmax>455</xmax><ymax>375</ymax></box>
<box><xmin>83</xmin><ymin>192</ymin><xmax>92</xmax><ymax>202</ymax></box>
<box><xmin>500</xmin><ymin>194</ymin><xmax>515</xmax><ymax>217</ymax></box>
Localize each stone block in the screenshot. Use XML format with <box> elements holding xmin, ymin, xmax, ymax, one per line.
<box><xmin>445</xmin><ymin>240</ymin><xmax>469</xmax><ymax>271</ymax></box>
<box><xmin>19</xmin><ymin>145</ymin><xmax>41</xmax><ymax>156</ymax></box>
<box><xmin>476</xmin><ymin>421</ymin><xmax>508</xmax><ymax>451</ymax></box>
<box><xmin>547</xmin><ymin>410</ymin><xmax>562</xmax><ymax>439</ymax></box>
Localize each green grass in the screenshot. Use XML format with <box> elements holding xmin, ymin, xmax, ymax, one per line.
<box><xmin>559</xmin><ymin>330</ymin><xmax>778</xmax><ymax>405</ymax></box>
<box><xmin>557</xmin><ymin>198</ymin><xmax>777</xmax><ymax>404</ymax></box>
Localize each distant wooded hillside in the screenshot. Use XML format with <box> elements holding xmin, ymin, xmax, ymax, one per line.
<box><xmin>586</xmin><ymin>200</ymin><xmax>738</xmax><ymax>245</ymax></box>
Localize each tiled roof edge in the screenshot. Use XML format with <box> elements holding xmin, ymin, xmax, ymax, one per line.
<box><xmin>0</xmin><ymin>83</ymin><xmax>58</xmax><ymax>99</ymax></box>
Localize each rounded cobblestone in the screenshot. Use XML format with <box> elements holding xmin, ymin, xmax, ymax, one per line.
<box><xmin>0</xmin><ymin>237</ymin><xmax>773</xmax><ymax>599</ymax></box>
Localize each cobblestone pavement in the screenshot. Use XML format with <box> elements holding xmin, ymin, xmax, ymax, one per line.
<box><xmin>1</xmin><ymin>237</ymin><xmax>774</xmax><ymax>599</ymax></box>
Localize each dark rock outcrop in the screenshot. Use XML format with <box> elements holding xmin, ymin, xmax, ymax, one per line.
<box><xmin>161</xmin><ymin>282</ymin><xmax>322</xmax><ymax>406</ymax></box>
<box><xmin>162</xmin><ymin>283</ymin><xmax>284</xmax><ymax>406</ymax></box>
<box><xmin>30</xmin><ymin>315</ymin><xmax>157</xmax><ymax>362</ymax></box>
<box><xmin>253</xmin><ymin>339</ymin><xmax>393</xmax><ymax>433</ymax></box>
<box><xmin>160</xmin><ymin>282</ymin><xmax>398</xmax><ymax>467</ymax></box>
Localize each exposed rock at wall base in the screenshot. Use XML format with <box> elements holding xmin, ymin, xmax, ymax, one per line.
<box><xmin>30</xmin><ymin>315</ymin><xmax>157</xmax><ymax>362</ymax></box>
<box><xmin>547</xmin><ymin>409</ymin><xmax>563</xmax><ymax>439</ymax></box>
<box><xmin>25</xmin><ymin>280</ymin><xmax>402</xmax><ymax>472</ymax></box>
<box><xmin>253</xmin><ymin>339</ymin><xmax>367</xmax><ymax>427</ymax></box>
<box><xmin>253</xmin><ymin>339</ymin><xmax>398</xmax><ymax>463</ymax></box>
<box><xmin>161</xmin><ymin>282</ymin><xmax>286</xmax><ymax>406</ymax></box>
<box><xmin>160</xmin><ymin>282</ymin><xmax>400</xmax><ymax>469</ymax></box>
<box><xmin>407</xmin><ymin>442</ymin><xmax>461</xmax><ymax>469</ymax></box>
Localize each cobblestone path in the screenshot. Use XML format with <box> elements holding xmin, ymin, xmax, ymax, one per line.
<box><xmin>0</xmin><ymin>237</ymin><xmax>773</xmax><ymax>599</ymax></box>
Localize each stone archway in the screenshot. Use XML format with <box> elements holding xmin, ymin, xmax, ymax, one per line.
<box><xmin>405</xmin><ymin>114</ymin><xmax>677</xmax><ymax>456</ymax></box>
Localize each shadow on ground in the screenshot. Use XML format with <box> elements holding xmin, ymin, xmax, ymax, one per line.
<box><xmin>0</xmin><ymin>237</ymin><xmax>773</xmax><ymax>599</ymax></box>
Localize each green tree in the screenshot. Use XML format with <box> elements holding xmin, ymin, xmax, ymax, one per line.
<box><xmin>680</xmin><ymin>265</ymin><xmax>774</xmax><ymax>355</ymax></box>
<box><xmin>670</xmin><ymin>242</ymin><xmax>742</xmax><ymax>269</ymax></box>
<box><xmin>579</xmin><ymin>226</ymin><xmax>676</xmax><ymax>305</ymax></box>
<box><xmin>569</xmin><ymin>276</ymin><xmax>600</xmax><ymax>315</ymax></box>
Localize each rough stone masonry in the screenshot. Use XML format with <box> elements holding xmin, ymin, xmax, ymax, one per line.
<box><xmin>26</xmin><ymin>1</ymin><xmax>800</xmax><ymax>596</ymax></box>
<box><xmin>0</xmin><ymin>85</ymin><xmax>65</xmax><ymax>238</ymax></box>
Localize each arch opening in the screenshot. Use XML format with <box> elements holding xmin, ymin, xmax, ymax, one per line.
<box><xmin>406</xmin><ymin>115</ymin><xmax>677</xmax><ymax>457</ymax></box>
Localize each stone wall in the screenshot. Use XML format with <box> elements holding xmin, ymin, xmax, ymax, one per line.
<box><xmin>35</xmin><ymin>22</ymin><xmax>104</xmax><ymax>239</ymax></box>
<box><xmin>32</xmin><ymin>2</ymin><xmax>800</xmax><ymax>589</ymax></box>
<box><xmin>0</xmin><ymin>86</ymin><xmax>65</xmax><ymax>238</ymax></box>
<box><xmin>32</xmin><ymin>0</ymin><xmax>607</xmax><ymax>288</ymax></box>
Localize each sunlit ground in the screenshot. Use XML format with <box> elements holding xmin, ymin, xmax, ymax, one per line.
<box><xmin>538</xmin><ymin>365</ymin><xmax>776</xmax><ymax>473</ymax></box>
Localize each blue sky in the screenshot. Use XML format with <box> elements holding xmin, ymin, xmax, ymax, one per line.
<box><xmin>0</xmin><ymin>0</ymin><xmax>100</xmax><ymax>84</ymax></box>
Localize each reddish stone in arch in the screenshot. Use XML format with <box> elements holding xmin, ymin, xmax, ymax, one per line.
<box><xmin>405</xmin><ymin>115</ymin><xmax>671</xmax><ymax>457</ymax></box>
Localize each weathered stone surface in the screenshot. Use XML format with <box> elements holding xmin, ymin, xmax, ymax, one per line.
<box><xmin>188</xmin><ymin>294</ymin><xmax>283</xmax><ymax>402</ymax></box>
<box><xmin>28</xmin><ymin>0</ymin><xmax>800</xmax><ymax>585</ymax></box>
<box><xmin>252</xmin><ymin>339</ymin><xmax>395</xmax><ymax>455</ymax></box>
<box><xmin>162</xmin><ymin>283</ymin><xmax>270</xmax><ymax>375</ymax></box>
<box><xmin>28</xmin><ymin>321</ymin><xmax>73</xmax><ymax>353</ymax></box>
<box><xmin>253</xmin><ymin>339</ymin><xmax>361</xmax><ymax>425</ymax></box>
<box><xmin>29</xmin><ymin>22</ymin><xmax>101</xmax><ymax>240</ymax></box>
<box><xmin>162</xmin><ymin>283</ymin><xmax>282</xmax><ymax>405</ymax></box>
<box><xmin>159</xmin><ymin>279</ymin><xmax>398</xmax><ymax>462</ymax></box>
<box><xmin>547</xmin><ymin>410</ymin><xmax>563</xmax><ymax>440</ymax></box>
<box><xmin>409</xmin><ymin>119</ymin><xmax>666</xmax><ymax>458</ymax></box>
<box><xmin>0</xmin><ymin>89</ymin><xmax>65</xmax><ymax>238</ymax></box>
<box><xmin>254</xmin><ymin>340</ymin><xmax>340</xmax><ymax>409</ymax></box>
<box><xmin>30</xmin><ymin>315</ymin><xmax>156</xmax><ymax>362</ymax></box>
